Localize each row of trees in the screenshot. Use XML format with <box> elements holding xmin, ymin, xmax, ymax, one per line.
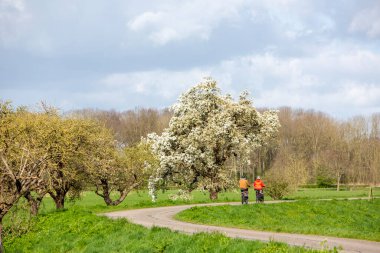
<box><xmin>70</xmin><ymin>107</ymin><xmax>171</xmax><ymax>145</ymax></box>
<box><xmin>65</xmin><ymin>86</ymin><xmax>379</xmax><ymax>199</ymax></box>
<box><xmin>0</xmin><ymin>102</ymin><xmax>156</xmax><ymax>251</ymax></box>
<box><xmin>70</xmin><ymin>97</ymin><xmax>380</xmax><ymax>197</ymax></box>
<box><xmin>249</xmin><ymin>107</ymin><xmax>380</xmax><ymax>198</ymax></box>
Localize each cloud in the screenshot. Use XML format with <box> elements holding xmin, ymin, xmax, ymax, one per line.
<box><xmin>101</xmin><ymin>69</ymin><xmax>210</xmax><ymax>99</ymax></box>
<box><xmin>349</xmin><ymin>2</ymin><xmax>380</xmax><ymax>38</ymax></box>
<box><xmin>127</xmin><ymin>0</ymin><xmax>245</xmax><ymax>45</ymax></box>
<box><xmin>126</xmin><ymin>0</ymin><xmax>341</xmax><ymax>46</ymax></box>
<box><xmin>100</xmin><ymin>41</ymin><xmax>380</xmax><ymax>118</ymax></box>
<box><xmin>1</xmin><ymin>0</ymin><xmax>380</xmax><ymax>119</ymax></box>
<box><xmin>0</xmin><ymin>0</ymin><xmax>30</xmax><ymax>45</ymax></box>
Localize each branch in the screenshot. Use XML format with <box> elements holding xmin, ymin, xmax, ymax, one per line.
<box><xmin>95</xmin><ymin>185</ymin><xmax>105</xmax><ymax>198</ymax></box>
<box><xmin>19</xmin><ymin>147</ymin><xmax>29</xmax><ymax>178</ymax></box>
<box><xmin>0</xmin><ymin>154</ymin><xmax>17</xmax><ymax>183</ymax></box>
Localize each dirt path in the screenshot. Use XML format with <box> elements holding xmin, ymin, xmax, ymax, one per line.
<box><xmin>104</xmin><ymin>201</ymin><xmax>380</xmax><ymax>253</ymax></box>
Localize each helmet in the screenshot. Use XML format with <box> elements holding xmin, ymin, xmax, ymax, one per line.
<box><xmin>256</xmin><ymin>176</ymin><xmax>261</xmax><ymax>180</ymax></box>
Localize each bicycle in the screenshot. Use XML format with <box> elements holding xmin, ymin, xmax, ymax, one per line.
<box><xmin>255</xmin><ymin>189</ymin><xmax>264</xmax><ymax>203</ymax></box>
<box><xmin>241</xmin><ymin>189</ymin><xmax>249</xmax><ymax>204</ymax></box>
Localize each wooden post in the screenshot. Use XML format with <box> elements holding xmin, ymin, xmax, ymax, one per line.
<box><xmin>368</xmin><ymin>186</ymin><xmax>373</xmax><ymax>201</ymax></box>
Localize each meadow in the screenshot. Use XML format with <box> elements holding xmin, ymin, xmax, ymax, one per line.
<box><xmin>19</xmin><ymin>186</ymin><xmax>380</xmax><ymax>214</ymax></box>
<box><xmin>176</xmin><ymin>198</ymin><xmax>380</xmax><ymax>241</ymax></box>
<box><xmin>4</xmin><ymin>187</ymin><xmax>379</xmax><ymax>252</ymax></box>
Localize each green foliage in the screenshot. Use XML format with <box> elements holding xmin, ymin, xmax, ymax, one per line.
<box><xmin>176</xmin><ymin>199</ymin><xmax>380</xmax><ymax>241</ymax></box>
<box><xmin>2</xmin><ymin>199</ymin><xmax>34</xmax><ymax>240</ymax></box>
<box><xmin>265</xmin><ymin>180</ymin><xmax>291</xmax><ymax>200</ymax></box>
<box><xmin>4</xmin><ymin>207</ymin><xmax>335</xmax><ymax>253</ymax></box>
<box><xmin>265</xmin><ymin>170</ymin><xmax>294</xmax><ymax>200</ymax></box>
<box><xmin>316</xmin><ymin>175</ymin><xmax>335</xmax><ymax>188</ymax></box>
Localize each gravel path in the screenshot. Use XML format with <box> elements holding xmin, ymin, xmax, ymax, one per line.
<box><xmin>104</xmin><ymin>201</ymin><xmax>380</xmax><ymax>253</ymax></box>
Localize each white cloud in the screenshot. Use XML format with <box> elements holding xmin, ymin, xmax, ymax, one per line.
<box><xmin>128</xmin><ymin>11</ymin><xmax>163</xmax><ymax>31</ymax></box>
<box><xmin>101</xmin><ymin>69</ymin><xmax>210</xmax><ymax>99</ymax></box>
<box><xmin>342</xmin><ymin>82</ymin><xmax>380</xmax><ymax>107</ymax></box>
<box><xmin>0</xmin><ymin>0</ymin><xmax>30</xmax><ymax>45</ymax></box>
<box><xmin>126</xmin><ymin>0</ymin><xmax>339</xmax><ymax>45</ymax></box>
<box><xmin>349</xmin><ymin>3</ymin><xmax>380</xmax><ymax>38</ymax></box>
<box><xmin>100</xmin><ymin>42</ymin><xmax>380</xmax><ymax>118</ymax></box>
<box><xmin>127</xmin><ymin>0</ymin><xmax>245</xmax><ymax>45</ymax></box>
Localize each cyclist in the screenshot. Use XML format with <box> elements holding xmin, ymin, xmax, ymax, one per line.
<box><xmin>239</xmin><ymin>176</ymin><xmax>250</xmax><ymax>204</ymax></box>
<box><xmin>253</xmin><ymin>176</ymin><xmax>265</xmax><ymax>203</ymax></box>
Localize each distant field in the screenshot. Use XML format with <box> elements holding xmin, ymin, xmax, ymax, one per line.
<box><xmin>176</xmin><ymin>199</ymin><xmax>380</xmax><ymax>241</ymax></box>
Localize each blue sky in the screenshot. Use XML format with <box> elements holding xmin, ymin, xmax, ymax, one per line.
<box><xmin>1</xmin><ymin>0</ymin><xmax>379</xmax><ymax>119</ymax></box>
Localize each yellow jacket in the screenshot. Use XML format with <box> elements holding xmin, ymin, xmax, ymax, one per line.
<box><xmin>239</xmin><ymin>179</ymin><xmax>249</xmax><ymax>189</ymax></box>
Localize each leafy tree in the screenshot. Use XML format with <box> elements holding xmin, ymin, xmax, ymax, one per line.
<box><xmin>0</xmin><ymin>103</ymin><xmax>51</xmax><ymax>251</ymax></box>
<box><xmin>44</xmin><ymin>117</ymin><xmax>117</xmax><ymax>209</ymax></box>
<box><xmin>90</xmin><ymin>140</ymin><xmax>157</xmax><ymax>206</ymax></box>
<box><xmin>148</xmin><ymin>79</ymin><xmax>280</xmax><ymax>200</ymax></box>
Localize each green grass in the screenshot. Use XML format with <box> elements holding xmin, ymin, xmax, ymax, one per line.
<box><xmin>35</xmin><ymin>189</ymin><xmax>243</xmax><ymax>214</ymax></box>
<box><xmin>3</xmin><ymin>187</ymin><xmax>379</xmax><ymax>252</ymax></box>
<box><xmin>176</xmin><ymin>199</ymin><xmax>380</xmax><ymax>241</ymax></box>
<box><xmin>4</xmin><ymin>208</ymin><xmax>337</xmax><ymax>253</ymax></box>
<box><xmin>36</xmin><ymin>186</ymin><xmax>380</xmax><ymax>214</ymax></box>
<box><xmin>286</xmin><ymin>187</ymin><xmax>380</xmax><ymax>200</ymax></box>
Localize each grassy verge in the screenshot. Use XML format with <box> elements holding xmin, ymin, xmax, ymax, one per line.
<box><xmin>4</xmin><ymin>208</ymin><xmax>338</xmax><ymax>253</ymax></box>
<box><xmin>176</xmin><ymin>199</ymin><xmax>380</xmax><ymax>241</ymax></box>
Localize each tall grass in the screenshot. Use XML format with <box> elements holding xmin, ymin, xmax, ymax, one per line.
<box><xmin>176</xmin><ymin>199</ymin><xmax>380</xmax><ymax>241</ymax></box>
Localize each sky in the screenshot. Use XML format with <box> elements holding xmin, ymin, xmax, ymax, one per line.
<box><xmin>1</xmin><ymin>0</ymin><xmax>380</xmax><ymax>119</ymax></box>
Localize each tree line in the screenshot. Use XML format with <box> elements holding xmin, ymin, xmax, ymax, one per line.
<box><xmin>251</xmin><ymin>107</ymin><xmax>380</xmax><ymax>198</ymax></box>
<box><xmin>71</xmin><ymin>82</ymin><xmax>379</xmax><ymax>198</ymax></box>
<box><xmin>72</xmin><ymin>106</ymin><xmax>379</xmax><ymax>192</ymax></box>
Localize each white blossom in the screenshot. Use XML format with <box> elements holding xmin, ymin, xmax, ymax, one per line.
<box><xmin>148</xmin><ymin>79</ymin><xmax>280</xmax><ymax>200</ymax></box>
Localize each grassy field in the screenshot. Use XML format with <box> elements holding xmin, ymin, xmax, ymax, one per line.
<box><xmin>33</xmin><ymin>186</ymin><xmax>380</xmax><ymax>214</ymax></box>
<box><xmin>176</xmin><ymin>199</ymin><xmax>380</xmax><ymax>241</ymax></box>
<box><xmin>4</xmin><ymin>207</ymin><xmax>338</xmax><ymax>253</ymax></box>
<box><xmin>3</xmin><ymin>187</ymin><xmax>378</xmax><ymax>252</ymax></box>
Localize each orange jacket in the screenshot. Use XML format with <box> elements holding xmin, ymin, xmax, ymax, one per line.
<box><xmin>253</xmin><ymin>179</ymin><xmax>265</xmax><ymax>190</ymax></box>
<box><xmin>239</xmin><ymin>179</ymin><xmax>250</xmax><ymax>189</ymax></box>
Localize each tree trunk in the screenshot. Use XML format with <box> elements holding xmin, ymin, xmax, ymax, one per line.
<box><xmin>0</xmin><ymin>217</ymin><xmax>4</xmax><ymax>253</ymax></box>
<box><xmin>336</xmin><ymin>172</ymin><xmax>341</xmax><ymax>191</ymax></box>
<box><xmin>209</xmin><ymin>190</ymin><xmax>218</xmax><ymax>200</ymax></box>
<box><xmin>95</xmin><ymin>179</ymin><xmax>138</xmax><ymax>206</ymax></box>
<box><xmin>105</xmin><ymin>190</ymin><xmax>130</xmax><ymax>206</ymax></box>
<box><xmin>49</xmin><ymin>190</ymin><xmax>66</xmax><ymax>209</ymax></box>
<box><xmin>24</xmin><ymin>191</ymin><xmax>45</xmax><ymax>216</ymax></box>
<box><xmin>369</xmin><ymin>186</ymin><xmax>373</xmax><ymax>201</ymax></box>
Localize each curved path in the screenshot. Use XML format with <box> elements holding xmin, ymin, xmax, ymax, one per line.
<box><xmin>104</xmin><ymin>201</ymin><xmax>380</xmax><ymax>253</ymax></box>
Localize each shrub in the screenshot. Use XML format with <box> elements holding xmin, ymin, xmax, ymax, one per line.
<box><xmin>316</xmin><ymin>175</ymin><xmax>335</xmax><ymax>188</ymax></box>
<box><xmin>265</xmin><ymin>171</ymin><xmax>294</xmax><ymax>200</ymax></box>
<box><xmin>266</xmin><ymin>155</ymin><xmax>308</xmax><ymax>200</ymax></box>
